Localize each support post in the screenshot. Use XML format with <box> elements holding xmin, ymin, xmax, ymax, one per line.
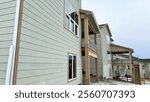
<box><xmin>129</xmin><ymin>51</ymin><xmax>133</xmax><ymax>82</ymax></box>
<box><xmin>84</xmin><ymin>17</ymin><xmax>91</xmax><ymax>85</ymax></box>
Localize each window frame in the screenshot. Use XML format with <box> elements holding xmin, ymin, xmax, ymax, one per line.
<box><xmin>68</xmin><ymin>53</ymin><xmax>77</xmax><ymax>81</ymax></box>
<box><xmin>64</xmin><ymin>0</ymin><xmax>79</xmax><ymax>37</ymax></box>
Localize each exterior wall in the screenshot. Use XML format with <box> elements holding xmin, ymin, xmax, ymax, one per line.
<box><xmin>90</xmin><ymin>57</ymin><xmax>96</xmax><ymax>76</ymax></box>
<box><xmin>144</xmin><ymin>63</ymin><xmax>150</xmax><ymax>79</ymax></box>
<box><xmin>0</xmin><ymin>0</ymin><xmax>17</xmax><ymax>85</ymax></box>
<box><xmin>139</xmin><ymin>63</ymin><xmax>145</xmax><ymax>79</ymax></box>
<box><xmin>16</xmin><ymin>0</ymin><xmax>82</xmax><ymax>85</ymax></box>
<box><xmin>97</xmin><ymin>26</ymin><xmax>112</xmax><ymax>79</ymax></box>
<box><xmin>96</xmin><ymin>34</ymin><xmax>103</xmax><ymax>78</ymax></box>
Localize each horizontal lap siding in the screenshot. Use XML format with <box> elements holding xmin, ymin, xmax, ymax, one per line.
<box><xmin>0</xmin><ymin>0</ymin><xmax>16</xmax><ymax>85</ymax></box>
<box><xmin>17</xmin><ymin>0</ymin><xmax>82</xmax><ymax>85</ymax></box>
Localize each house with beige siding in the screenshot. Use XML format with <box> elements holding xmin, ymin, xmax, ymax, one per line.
<box><xmin>0</xmin><ymin>0</ymin><xmax>82</xmax><ymax>85</ymax></box>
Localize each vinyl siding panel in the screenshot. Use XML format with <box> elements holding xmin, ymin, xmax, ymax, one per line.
<box><xmin>0</xmin><ymin>0</ymin><xmax>16</xmax><ymax>85</ymax></box>
<box><xmin>17</xmin><ymin>0</ymin><xmax>82</xmax><ymax>85</ymax></box>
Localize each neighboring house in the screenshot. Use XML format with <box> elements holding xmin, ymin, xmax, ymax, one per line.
<box><xmin>80</xmin><ymin>9</ymin><xmax>100</xmax><ymax>85</ymax></box>
<box><xmin>0</xmin><ymin>0</ymin><xmax>82</xmax><ymax>85</ymax></box>
<box><xmin>110</xmin><ymin>44</ymin><xmax>135</xmax><ymax>82</ymax></box>
<box><xmin>98</xmin><ymin>24</ymin><xmax>113</xmax><ymax>79</ymax></box>
<box><xmin>140</xmin><ymin>59</ymin><xmax>150</xmax><ymax>79</ymax></box>
<box><xmin>111</xmin><ymin>53</ymin><xmax>145</xmax><ymax>84</ymax></box>
<box><xmin>128</xmin><ymin>58</ymin><xmax>150</xmax><ymax>83</ymax></box>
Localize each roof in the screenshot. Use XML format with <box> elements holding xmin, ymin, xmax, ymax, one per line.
<box><xmin>113</xmin><ymin>54</ymin><xmax>150</xmax><ymax>63</ymax></box>
<box><xmin>80</xmin><ymin>9</ymin><xmax>100</xmax><ymax>34</ymax></box>
<box><xmin>99</xmin><ymin>24</ymin><xmax>112</xmax><ymax>37</ymax></box>
<box><xmin>110</xmin><ymin>44</ymin><xmax>134</xmax><ymax>54</ymax></box>
<box><xmin>140</xmin><ymin>59</ymin><xmax>150</xmax><ymax>63</ymax></box>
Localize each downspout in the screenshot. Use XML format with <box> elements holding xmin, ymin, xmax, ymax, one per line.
<box><xmin>5</xmin><ymin>0</ymin><xmax>23</xmax><ymax>85</ymax></box>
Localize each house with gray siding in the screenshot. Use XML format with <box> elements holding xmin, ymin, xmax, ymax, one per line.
<box><xmin>0</xmin><ymin>0</ymin><xmax>82</xmax><ymax>85</ymax></box>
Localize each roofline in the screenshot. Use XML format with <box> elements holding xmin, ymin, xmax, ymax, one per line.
<box><xmin>99</xmin><ymin>24</ymin><xmax>112</xmax><ymax>37</ymax></box>
<box><xmin>110</xmin><ymin>44</ymin><xmax>134</xmax><ymax>53</ymax></box>
<box><xmin>80</xmin><ymin>9</ymin><xmax>100</xmax><ymax>33</ymax></box>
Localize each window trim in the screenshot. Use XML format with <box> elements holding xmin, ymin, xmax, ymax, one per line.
<box><xmin>68</xmin><ymin>53</ymin><xmax>77</xmax><ymax>81</ymax></box>
<box><xmin>64</xmin><ymin>0</ymin><xmax>79</xmax><ymax>37</ymax></box>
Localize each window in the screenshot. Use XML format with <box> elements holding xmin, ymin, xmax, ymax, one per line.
<box><xmin>64</xmin><ymin>0</ymin><xmax>79</xmax><ymax>36</ymax></box>
<box><xmin>68</xmin><ymin>54</ymin><xmax>77</xmax><ymax>80</ymax></box>
<box><xmin>65</xmin><ymin>15</ymin><xmax>70</xmax><ymax>28</ymax></box>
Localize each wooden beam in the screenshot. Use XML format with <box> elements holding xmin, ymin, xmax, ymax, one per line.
<box><xmin>84</xmin><ymin>17</ymin><xmax>91</xmax><ymax>85</ymax></box>
<box><xmin>112</xmin><ymin>63</ymin><xmax>130</xmax><ymax>66</ymax></box>
<box><xmin>89</xmin><ymin>50</ymin><xmax>97</xmax><ymax>58</ymax></box>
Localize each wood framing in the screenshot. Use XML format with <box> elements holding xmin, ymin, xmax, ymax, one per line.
<box><xmin>84</xmin><ymin>17</ymin><xmax>91</xmax><ymax>84</ymax></box>
<box><xmin>133</xmin><ymin>64</ymin><xmax>141</xmax><ymax>84</ymax></box>
<box><xmin>80</xmin><ymin>9</ymin><xmax>100</xmax><ymax>85</ymax></box>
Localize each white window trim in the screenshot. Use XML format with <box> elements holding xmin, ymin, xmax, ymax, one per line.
<box><xmin>68</xmin><ymin>53</ymin><xmax>77</xmax><ymax>81</ymax></box>
<box><xmin>64</xmin><ymin>0</ymin><xmax>79</xmax><ymax>37</ymax></box>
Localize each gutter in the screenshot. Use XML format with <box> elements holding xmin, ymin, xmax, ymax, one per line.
<box><xmin>5</xmin><ymin>0</ymin><xmax>23</xmax><ymax>85</ymax></box>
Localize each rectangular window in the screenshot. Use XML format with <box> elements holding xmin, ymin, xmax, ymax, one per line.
<box><xmin>73</xmin><ymin>56</ymin><xmax>76</xmax><ymax>78</ymax></box>
<box><xmin>75</xmin><ymin>24</ymin><xmax>78</xmax><ymax>35</ymax></box>
<box><xmin>64</xmin><ymin>0</ymin><xmax>79</xmax><ymax>36</ymax></box>
<box><xmin>68</xmin><ymin>54</ymin><xmax>77</xmax><ymax>80</ymax></box>
<box><xmin>69</xmin><ymin>55</ymin><xmax>72</xmax><ymax>79</ymax></box>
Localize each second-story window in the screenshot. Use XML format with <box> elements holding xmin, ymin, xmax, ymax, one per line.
<box><xmin>64</xmin><ymin>0</ymin><xmax>79</xmax><ymax>36</ymax></box>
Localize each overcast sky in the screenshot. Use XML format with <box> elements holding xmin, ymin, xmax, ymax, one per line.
<box><xmin>82</xmin><ymin>0</ymin><xmax>150</xmax><ymax>58</ymax></box>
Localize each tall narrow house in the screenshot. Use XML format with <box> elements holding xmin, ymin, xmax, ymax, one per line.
<box><xmin>0</xmin><ymin>0</ymin><xmax>82</xmax><ymax>85</ymax></box>
<box><xmin>98</xmin><ymin>24</ymin><xmax>113</xmax><ymax>79</ymax></box>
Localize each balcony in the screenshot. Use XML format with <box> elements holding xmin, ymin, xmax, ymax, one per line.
<box><xmin>112</xmin><ymin>60</ymin><xmax>129</xmax><ymax>64</ymax></box>
<box><xmin>82</xmin><ymin>38</ymin><xmax>97</xmax><ymax>52</ymax></box>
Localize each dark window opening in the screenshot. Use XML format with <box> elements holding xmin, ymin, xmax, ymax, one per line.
<box><xmin>68</xmin><ymin>54</ymin><xmax>77</xmax><ymax>80</ymax></box>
